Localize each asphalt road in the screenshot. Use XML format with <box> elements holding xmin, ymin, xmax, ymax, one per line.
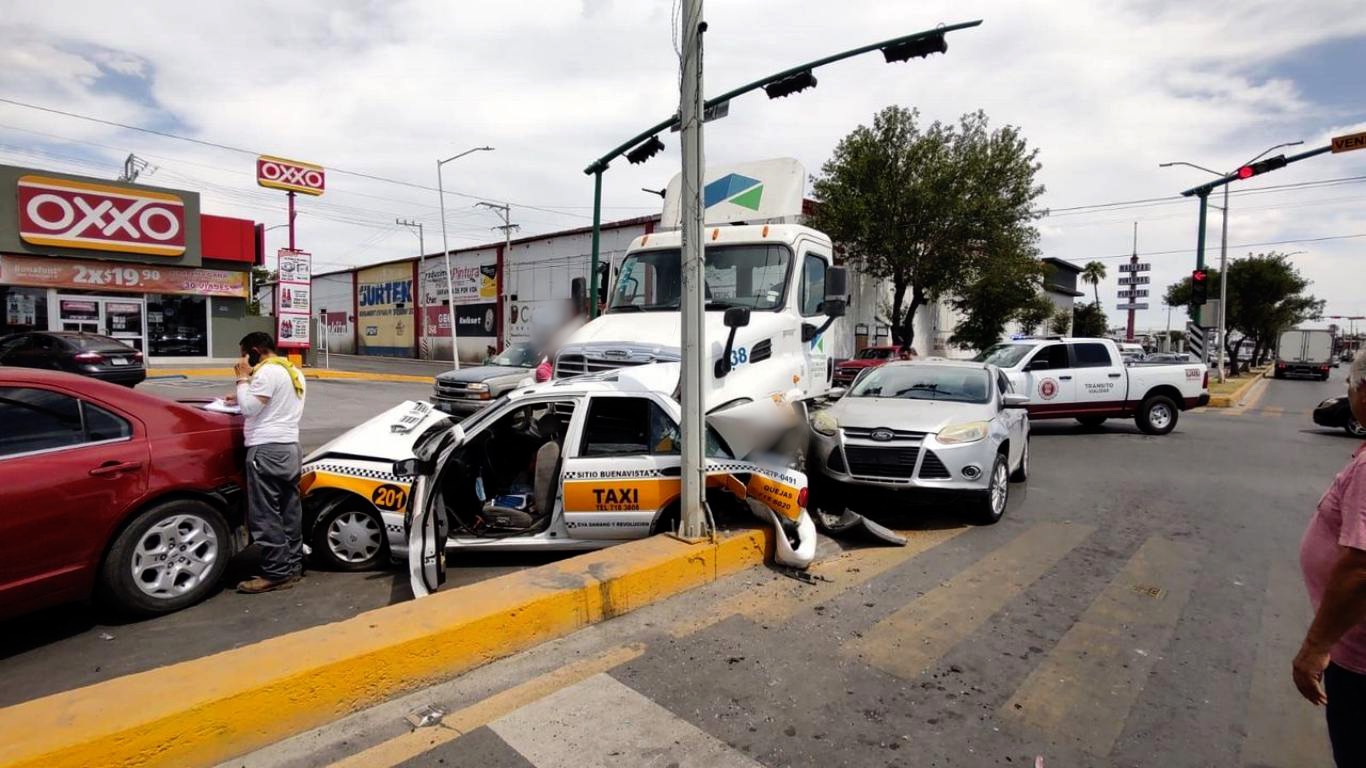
<box><xmin>0</xmin><ymin>376</ymin><xmax>566</xmax><ymax>708</ymax></box>
<box><xmin>231</xmin><ymin>374</ymin><xmax>1357</xmax><ymax>768</ymax></box>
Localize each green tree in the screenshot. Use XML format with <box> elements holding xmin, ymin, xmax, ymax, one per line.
<box><xmin>247</xmin><ymin>267</ymin><xmax>276</xmax><ymax>316</ymax></box>
<box><xmin>1072</xmin><ymin>302</ymin><xmax>1108</xmax><ymax>337</ymax></box>
<box><xmin>1080</xmin><ymin>261</ymin><xmax>1107</xmax><ymax>305</ymax></box>
<box><xmin>809</xmin><ymin>107</ymin><xmax>1045</xmax><ymax>348</ymax></box>
<box><xmin>1048</xmin><ymin>307</ymin><xmax>1073</xmax><ymax>335</ymax></box>
<box><xmin>949</xmin><ymin>257</ymin><xmax>1046</xmax><ymax>351</ymax></box>
<box><xmin>1164</xmin><ymin>252</ymin><xmax>1322</xmax><ymax>370</ymax></box>
<box><xmin>1014</xmin><ymin>292</ymin><xmax>1057</xmax><ymax>336</ymax></box>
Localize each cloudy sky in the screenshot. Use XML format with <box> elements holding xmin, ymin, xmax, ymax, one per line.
<box><xmin>2</xmin><ymin>0</ymin><xmax>1364</xmax><ymax>331</ymax></box>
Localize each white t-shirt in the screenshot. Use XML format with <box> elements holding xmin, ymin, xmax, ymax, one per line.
<box><xmin>238</xmin><ymin>362</ymin><xmax>306</xmax><ymax>447</ymax></box>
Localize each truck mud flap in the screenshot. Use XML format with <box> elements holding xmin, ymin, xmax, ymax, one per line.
<box><xmin>814</xmin><ymin>508</ymin><xmax>908</xmax><ymax>547</ymax></box>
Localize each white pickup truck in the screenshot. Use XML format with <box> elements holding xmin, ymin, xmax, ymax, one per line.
<box><xmin>975</xmin><ymin>337</ymin><xmax>1210</xmax><ymax>435</ymax></box>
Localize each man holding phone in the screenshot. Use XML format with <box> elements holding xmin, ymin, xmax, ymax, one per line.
<box><xmin>230</xmin><ymin>332</ymin><xmax>308</xmax><ymax>594</ymax></box>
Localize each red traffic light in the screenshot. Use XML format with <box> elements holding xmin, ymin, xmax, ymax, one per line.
<box><xmin>1236</xmin><ymin>166</ymin><xmax>1255</xmax><ymax>179</ymax></box>
<box><xmin>1193</xmin><ymin>269</ymin><xmax>1207</xmax><ymax>282</ymax></box>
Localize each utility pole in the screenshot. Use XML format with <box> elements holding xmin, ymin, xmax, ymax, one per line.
<box><xmin>436</xmin><ymin>146</ymin><xmax>495</xmax><ymax>370</ymax></box>
<box><xmin>477</xmin><ymin>202</ymin><xmax>519</xmax><ymax>351</ymax></box>
<box><xmin>395</xmin><ymin>218</ymin><xmax>425</xmax><ymax>260</ymax></box>
<box><xmin>1215</xmin><ymin>181</ymin><xmax>1230</xmax><ymax>381</ymax></box>
<box><xmin>678</xmin><ymin>0</ymin><xmax>708</xmax><ymax>540</ymax></box>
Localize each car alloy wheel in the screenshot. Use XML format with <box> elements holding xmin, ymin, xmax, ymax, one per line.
<box><xmin>1349</xmin><ymin>417</ymin><xmax>1366</xmax><ymax>438</ymax></box>
<box><xmin>327</xmin><ymin>510</ymin><xmax>384</xmax><ymax>565</ymax></box>
<box><xmin>990</xmin><ymin>459</ymin><xmax>1009</xmax><ymax>517</ymax></box>
<box><xmin>130</xmin><ymin>513</ymin><xmax>221</xmax><ymax>599</ymax></box>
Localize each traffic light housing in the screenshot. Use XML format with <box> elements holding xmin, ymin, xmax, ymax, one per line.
<box><xmin>763</xmin><ymin>70</ymin><xmax>818</xmax><ymax>99</ymax></box>
<box><xmin>1191</xmin><ymin>268</ymin><xmax>1209</xmax><ymax>305</ymax></box>
<box><xmin>625</xmin><ymin>135</ymin><xmax>665</xmax><ymax>165</ymax></box>
<box><xmin>881</xmin><ymin>33</ymin><xmax>948</xmax><ymax>62</ymax></box>
<box><xmin>1235</xmin><ymin>154</ymin><xmax>1288</xmax><ymax>179</ymax></box>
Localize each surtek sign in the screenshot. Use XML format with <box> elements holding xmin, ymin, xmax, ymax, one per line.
<box><xmin>17</xmin><ymin>175</ymin><xmax>186</xmax><ymax>257</ymax></box>
<box><xmin>256</xmin><ymin>156</ymin><xmax>325</xmax><ymax>196</ymax></box>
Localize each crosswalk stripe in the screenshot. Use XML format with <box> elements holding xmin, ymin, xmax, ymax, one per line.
<box><xmin>669</xmin><ymin>526</ymin><xmax>967</xmax><ymax>637</ymax></box>
<box><xmin>844</xmin><ymin>521</ymin><xmax>1095</xmax><ymax>679</ymax></box>
<box><xmin>326</xmin><ymin>644</ymin><xmax>644</xmax><ymax>768</ymax></box>
<box><xmin>1240</xmin><ymin>559</ymin><xmax>1331</xmax><ymax>767</ymax></box>
<box><xmin>1001</xmin><ymin>535</ymin><xmax>1202</xmax><ymax>757</ymax></box>
<box><xmin>489</xmin><ymin>673</ymin><xmax>762</xmax><ymax>767</ymax></box>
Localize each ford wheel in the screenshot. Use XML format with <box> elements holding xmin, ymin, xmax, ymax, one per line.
<box><xmin>971</xmin><ymin>453</ymin><xmax>1010</xmax><ymax>525</ymax></box>
<box><xmin>101</xmin><ymin>499</ymin><xmax>231</xmax><ymax>616</ymax></box>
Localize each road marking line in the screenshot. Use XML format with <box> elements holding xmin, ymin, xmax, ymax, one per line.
<box><xmin>1240</xmin><ymin>559</ymin><xmax>1331</xmax><ymax>767</ymax></box>
<box><xmin>1000</xmin><ymin>535</ymin><xmax>1202</xmax><ymax>757</ymax></box>
<box><xmin>844</xmin><ymin>522</ymin><xmax>1095</xmax><ymax>679</ymax></box>
<box><xmin>669</xmin><ymin>526</ymin><xmax>967</xmax><ymax>637</ymax></box>
<box><xmin>1261</xmin><ymin>405</ymin><xmax>1286</xmax><ymax>418</ymax></box>
<box><xmin>489</xmin><ymin>673</ymin><xmax>762</xmax><ymax>767</ymax></box>
<box><xmin>327</xmin><ymin>644</ymin><xmax>644</xmax><ymax>768</ymax></box>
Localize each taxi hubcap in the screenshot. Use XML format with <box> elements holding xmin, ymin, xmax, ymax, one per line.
<box><xmin>328</xmin><ymin>511</ymin><xmax>382</xmax><ymax>563</ymax></box>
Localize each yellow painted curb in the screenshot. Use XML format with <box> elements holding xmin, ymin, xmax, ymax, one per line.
<box><xmin>0</xmin><ymin>529</ymin><xmax>772</xmax><ymax>768</ymax></box>
<box><xmin>148</xmin><ymin>367</ymin><xmax>434</xmax><ymax>383</ymax></box>
<box><xmin>1208</xmin><ymin>371</ymin><xmax>1268</xmax><ymax>408</ymax></box>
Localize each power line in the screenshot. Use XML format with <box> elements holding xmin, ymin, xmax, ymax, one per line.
<box><xmin>1082</xmin><ymin>232</ymin><xmax>1366</xmax><ymax>262</ymax></box>
<box><xmin>1042</xmin><ymin>175</ymin><xmax>1366</xmax><ymax>217</ymax></box>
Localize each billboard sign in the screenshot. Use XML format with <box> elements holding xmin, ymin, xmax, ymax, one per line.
<box><xmin>276</xmin><ymin>249</ymin><xmax>312</xmax><ymax>349</ymax></box>
<box><xmin>0</xmin><ymin>254</ymin><xmax>247</xmax><ymax>298</ymax></box>
<box><xmin>1117</xmin><ymin>275</ymin><xmax>1150</xmax><ymax>285</ymax></box>
<box><xmin>1117</xmin><ymin>262</ymin><xmax>1151</xmax><ymax>273</ymax></box>
<box><xmin>256</xmin><ymin>156</ymin><xmax>325</xmax><ymax>196</ymax></box>
<box><xmin>17</xmin><ymin>175</ymin><xmax>186</xmax><ymax>257</ymax></box>
<box><xmin>421</xmin><ymin>259</ymin><xmax>497</xmax><ymax>305</ymax></box>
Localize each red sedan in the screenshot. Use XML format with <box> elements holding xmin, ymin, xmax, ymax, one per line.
<box><xmin>0</xmin><ymin>369</ymin><xmax>245</xmax><ymax>619</ymax></box>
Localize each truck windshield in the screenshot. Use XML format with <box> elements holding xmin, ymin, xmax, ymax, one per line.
<box><xmin>608</xmin><ymin>244</ymin><xmax>790</xmax><ymax>312</ymax></box>
<box><xmin>974</xmin><ymin>343</ymin><xmax>1033</xmax><ymax>368</ymax></box>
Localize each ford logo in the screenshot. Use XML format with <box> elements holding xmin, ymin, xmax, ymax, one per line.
<box><xmin>870</xmin><ymin>428</ymin><xmax>894</xmax><ymax>441</ymax></box>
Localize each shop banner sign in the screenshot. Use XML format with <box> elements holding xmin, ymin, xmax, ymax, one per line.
<box><xmin>423</xmin><ymin>302</ymin><xmax>497</xmax><ymax>338</ymax></box>
<box><xmin>0</xmin><ymin>254</ymin><xmax>247</xmax><ymax>298</ymax></box>
<box><xmin>421</xmin><ymin>261</ymin><xmax>497</xmax><ymax>305</ymax></box>
<box><xmin>17</xmin><ymin>175</ymin><xmax>186</xmax><ymax>257</ymax></box>
<box><xmin>276</xmin><ymin>248</ymin><xmax>312</xmax><ymax>348</ymax></box>
<box><xmin>257</xmin><ymin>156</ymin><xmax>325</xmax><ymax>196</ymax></box>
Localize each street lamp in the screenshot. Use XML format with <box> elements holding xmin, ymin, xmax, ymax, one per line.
<box><xmin>437</xmin><ymin>146</ymin><xmax>494</xmax><ymax>370</ymax></box>
<box><xmin>1160</xmin><ymin>140</ymin><xmax>1302</xmax><ymax>380</ymax></box>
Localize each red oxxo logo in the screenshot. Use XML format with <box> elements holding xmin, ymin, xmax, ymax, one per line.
<box><xmin>17</xmin><ymin>175</ymin><xmax>186</xmax><ymax>256</ymax></box>
<box><xmin>256</xmin><ymin>156</ymin><xmax>325</xmax><ymax>196</ymax></box>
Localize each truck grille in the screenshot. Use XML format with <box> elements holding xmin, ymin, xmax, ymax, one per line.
<box><xmin>555</xmin><ymin>354</ymin><xmax>653</xmax><ymax>378</ymax></box>
<box><xmin>844</xmin><ymin>445</ymin><xmax>919</xmax><ymax>479</ymax></box>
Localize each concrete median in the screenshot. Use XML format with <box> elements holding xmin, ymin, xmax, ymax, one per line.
<box><xmin>0</xmin><ymin>529</ymin><xmax>772</xmax><ymax>768</ymax></box>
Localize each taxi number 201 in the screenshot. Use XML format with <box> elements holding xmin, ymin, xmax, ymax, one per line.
<box><xmin>371</xmin><ymin>484</ymin><xmax>409</xmax><ymax>511</ymax></box>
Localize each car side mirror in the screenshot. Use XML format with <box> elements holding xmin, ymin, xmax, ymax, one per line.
<box><xmin>1002</xmin><ymin>393</ymin><xmax>1030</xmax><ymax>409</ymax></box>
<box><xmin>827</xmin><ymin>387</ymin><xmax>847</xmax><ymax>400</ymax></box>
<box><xmin>823</xmin><ymin>267</ymin><xmax>848</xmax><ymax>318</ymax></box>
<box><xmin>393</xmin><ymin>458</ymin><xmax>426</xmax><ymax>478</ymax></box>
<box><xmin>723</xmin><ymin>306</ymin><xmax>751</xmax><ymax>329</ymax></box>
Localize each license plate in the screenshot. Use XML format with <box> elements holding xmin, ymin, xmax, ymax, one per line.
<box><xmin>110</xmin><ymin>357</ymin><xmax>129</xmax><ymax>366</ymax></box>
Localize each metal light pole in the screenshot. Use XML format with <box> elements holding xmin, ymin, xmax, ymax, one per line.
<box><xmin>678</xmin><ymin>0</ymin><xmax>708</xmax><ymax>539</ymax></box>
<box><xmin>1160</xmin><ymin>140</ymin><xmax>1302</xmax><ymax>380</ymax></box>
<box><xmin>477</xmin><ymin>202</ymin><xmax>519</xmax><ymax>351</ymax></box>
<box><xmin>396</xmin><ymin>218</ymin><xmax>425</xmax><ymax>260</ymax></box>
<box><xmin>437</xmin><ymin>146</ymin><xmax>494</xmax><ymax>370</ymax></box>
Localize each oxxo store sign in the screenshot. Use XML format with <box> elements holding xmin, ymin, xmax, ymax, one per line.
<box><xmin>17</xmin><ymin>175</ymin><xmax>187</xmax><ymax>257</ymax></box>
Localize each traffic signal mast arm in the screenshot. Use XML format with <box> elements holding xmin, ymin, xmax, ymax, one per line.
<box><xmin>1179</xmin><ymin>143</ymin><xmax>1332</xmax><ymax>198</ymax></box>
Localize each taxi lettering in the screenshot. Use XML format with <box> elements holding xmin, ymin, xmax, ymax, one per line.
<box><xmin>592</xmin><ymin>487</ymin><xmax>640</xmax><ymax>509</ymax></box>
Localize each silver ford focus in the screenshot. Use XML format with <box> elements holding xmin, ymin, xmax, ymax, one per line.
<box><xmin>807</xmin><ymin>360</ymin><xmax>1030</xmax><ymax>524</ymax></box>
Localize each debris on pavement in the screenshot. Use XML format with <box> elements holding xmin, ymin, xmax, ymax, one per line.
<box><xmin>405</xmin><ymin>704</ymin><xmax>448</xmax><ymax>729</ymax></box>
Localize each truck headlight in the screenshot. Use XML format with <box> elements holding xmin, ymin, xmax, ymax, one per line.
<box><xmin>810</xmin><ymin>410</ymin><xmax>838</xmax><ymax>436</ymax></box>
<box><xmin>937</xmin><ymin>421</ymin><xmax>988</xmax><ymax>444</ymax></box>
<box><xmin>466</xmin><ymin>383</ymin><xmax>489</xmax><ymax>391</ymax></box>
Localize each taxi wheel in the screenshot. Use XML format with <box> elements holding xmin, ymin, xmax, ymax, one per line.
<box><xmin>313</xmin><ymin>501</ymin><xmax>389</xmax><ymax>571</ymax></box>
<box><xmin>101</xmin><ymin>499</ymin><xmax>231</xmax><ymax>617</ymax></box>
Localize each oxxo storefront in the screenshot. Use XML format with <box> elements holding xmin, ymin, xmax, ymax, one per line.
<box><xmin>0</xmin><ymin>165</ymin><xmax>267</xmax><ymax>363</ymax></box>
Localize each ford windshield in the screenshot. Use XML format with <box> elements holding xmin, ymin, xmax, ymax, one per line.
<box><xmin>607</xmin><ymin>244</ymin><xmax>790</xmax><ymax>312</ymax></box>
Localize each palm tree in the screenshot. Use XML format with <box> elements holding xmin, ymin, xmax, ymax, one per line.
<box><xmin>1081</xmin><ymin>261</ymin><xmax>1107</xmax><ymax>305</ymax></box>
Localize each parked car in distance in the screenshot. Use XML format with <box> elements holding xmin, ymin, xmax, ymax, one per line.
<box><xmin>1117</xmin><ymin>342</ymin><xmax>1146</xmax><ymax>365</ymax></box>
<box><xmin>1313</xmin><ymin>395</ymin><xmax>1366</xmax><ymax>438</ymax></box>
<box><xmin>0</xmin><ymin>369</ymin><xmax>245</xmax><ymax>620</ymax></box>
<box><xmin>975</xmin><ymin>337</ymin><xmax>1209</xmax><ymax>435</ymax></box>
<box><xmin>431</xmin><ymin>342</ymin><xmax>539</xmax><ymax>415</ymax></box>
<box><xmin>808</xmin><ymin>360</ymin><xmax>1029</xmax><ymax>524</ymax></box>
<box><xmin>1140</xmin><ymin>352</ymin><xmax>1195</xmax><ymax>364</ymax></box>
<box><xmin>833</xmin><ymin>345</ymin><xmax>900</xmax><ymax>387</ymax></box>
<box><xmin>0</xmin><ymin>331</ymin><xmax>146</xmax><ymax>387</ymax></box>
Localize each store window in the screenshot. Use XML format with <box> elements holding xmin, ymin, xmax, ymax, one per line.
<box><xmin>2</xmin><ymin>287</ymin><xmax>49</xmax><ymax>337</ymax></box>
<box><xmin>147</xmin><ymin>294</ymin><xmax>208</xmax><ymax>357</ymax></box>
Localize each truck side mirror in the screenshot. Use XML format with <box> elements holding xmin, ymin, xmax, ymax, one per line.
<box><xmin>716</xmin><ymin>306</ymin><xmax>751</xmax><ymax>379</ymax></box>
<box><xmin>723</xmin><ymin>306</ymin><xmax>751</xmax><ymax>329</ymax></box>
<box><xmin>823</xmin><ymin>267</ymin><xmax>848</xmax><ymax>318</ymax></box>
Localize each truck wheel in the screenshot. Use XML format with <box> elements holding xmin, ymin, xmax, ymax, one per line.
<box><xmin>970</xmin><ymin>453</ymin><xmax>1010</xmax><ymax>525</ymax></box>
<box><xmin>313</xmin><ymin>500</ymin><xmax>388</xmax><ymax>571</ymax></box>
<box><xmin>1076</xmin><ymin>416</ymin><xmax>1107</xmax><ymax>428</ymax></box>
<box><xmin>1136</xmin><ymin>395</ymin><xmax>1179</xmax><ymax>436</ymax></box>
<box><xmin>100</xmin><ymin>499</ymin><xmax>231</xmax><ymax>616</ymax></box>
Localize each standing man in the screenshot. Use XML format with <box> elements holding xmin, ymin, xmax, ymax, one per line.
<box><xmin>232</xmin><ymin>331</ymin><xmax>308</xmax><ymax>594</ymax></box>
<box><xmin>1294</xmin><ymin>349</ymin><xmax>1366</xmax><ymax>766</ymax></box>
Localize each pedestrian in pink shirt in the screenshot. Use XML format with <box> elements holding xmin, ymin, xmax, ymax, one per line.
<box><xmin>1296</xmin><ymin>349</ymin><xmax>1366</xmax><ymax>766</ymax></box>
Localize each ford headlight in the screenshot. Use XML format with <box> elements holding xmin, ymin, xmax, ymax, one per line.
<box><xmin>937</xmin><ymin>421</ymin><xmax>988</xmax><ymax>444</ymax></box>
<box><xmin>810</xmin><ymin>410</ymin><xmax>838</xmax><ymax>436</ymax></box>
